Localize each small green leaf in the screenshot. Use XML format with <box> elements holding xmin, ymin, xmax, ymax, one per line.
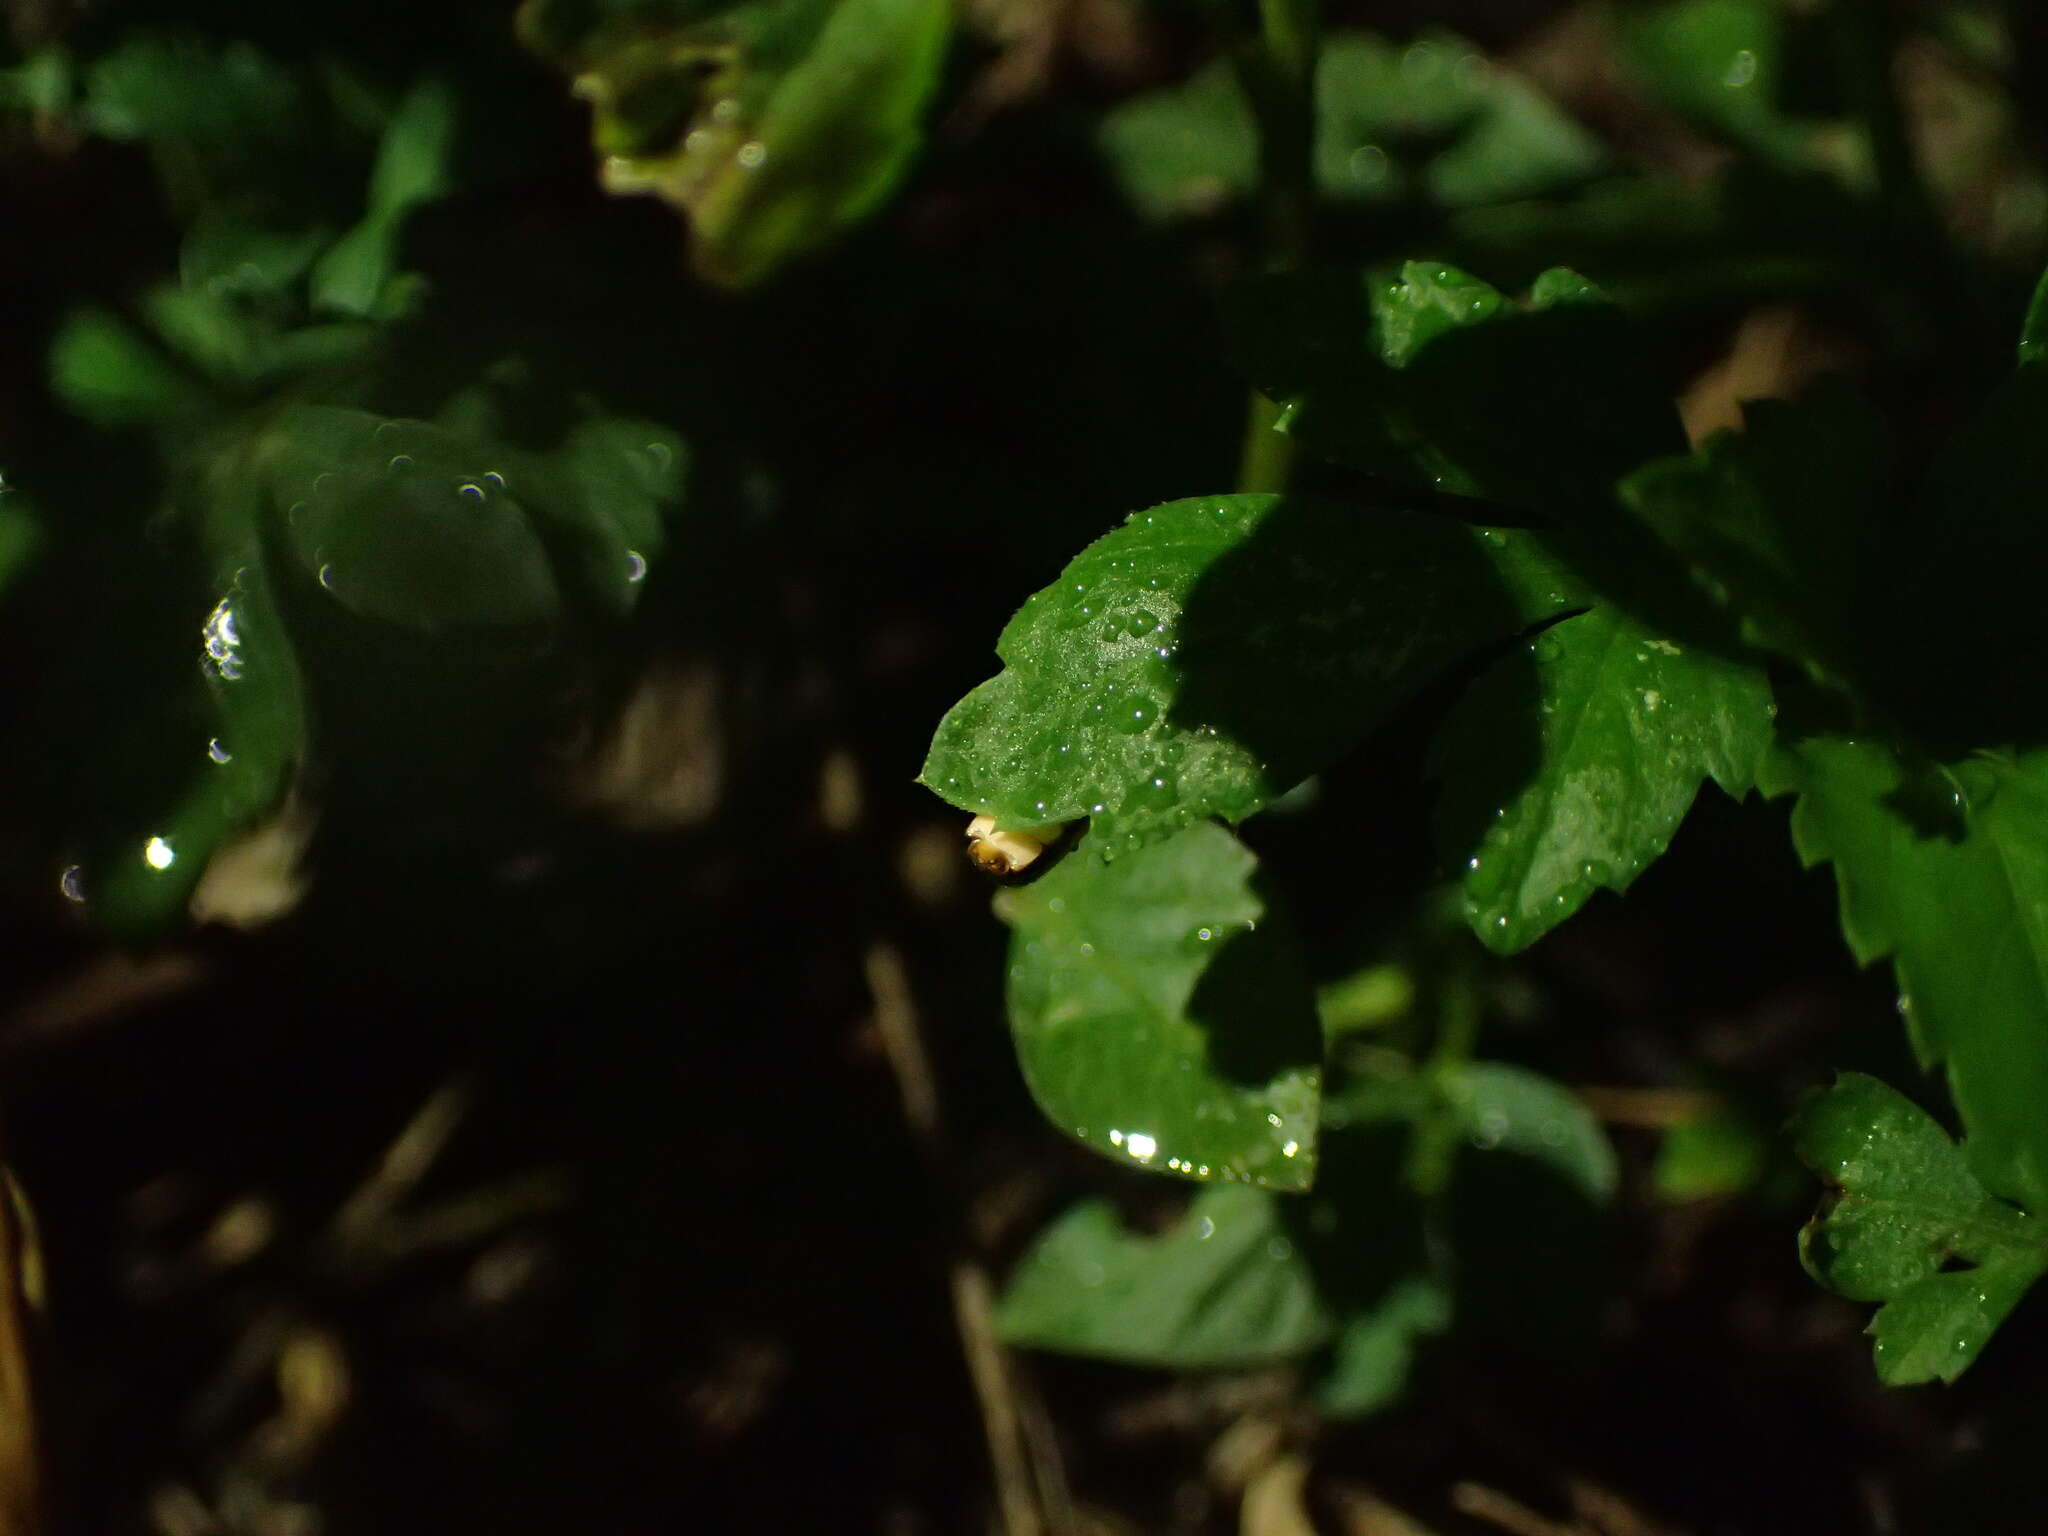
<box><xmin>1318</xmin><ymin>35</ymin><xmax>1604</xmax><ymax>209</ymax></box>
<box><xmin>0</xmin><ymin>488</ymin><xmax>38</xmax><ymax>595</ymax></box>
<box><xmin>1317</xmin><ymin>964</ymin><xmax>1415</xmax><ymax>1040</ymax></box>
<box><xmin>253</xmin><ymin>406</ymin><xmax>683</xmax><ymax>635</ymax></box>
<box><xmin>1622</xmin><ymin>0</ymin><xmax>1802</xmax><ymax>163</ymax></box>
<box><xmin>1097</xmin><ymin>59</ymin><xmax>1254</xmax><ymax>220</ymax></box>
<box><xmin>480</xmin><ymin>417</ymin><xmax>684</xmax><ymax>619</ymax></box>
<box><xmin>921</xmin><ymin>493</ymin><xmax>1578</xmax><ymax>851</ymax></box>
<box><xmin>312</xmin><ymin>77</ymin><xmax>460</xmax><ymax>317</ymax></box>
<box><xmin>1317</xmin><ymin>1275</ymin><xmax>1450</xmax><ymax>1417</ymax></box>
<box><xmin>996</xmin><ymin>1185</ymin><xmax>1332</xmax><ymax>1367</ymax></box>
<box><xmin>49</xmin><ymin>308</ymin><xmax>212</xmax><ymax>426</ymax></box>
<box><xmin>1770</xmin><ymin>739</ymin><xmax>2048</xmax><ymax>1212</ymax></box>
<box><xmin>1229</xmin><ymin>264</ymin><xmax>1685</xmax><ymax>522</ymax></box>
<box><xmin>1655</xmin><ymin>1112</ymin><xmax>1768</xmax><ymax>1201</ymax></box>
<box><xmin>999</xmin><ymin>822</ymin><xmax>1321</xmax><ymax>1189</ymax></box>
<box><xmin>86</xmin><ymin>555</ymin><xmax>307</xmax><ymax>941</ymax></box>
<box><xmin>1452</xmin><ymin>1062</ymin><xmax>1617</xmax><ymax>1203</ymax></box>
<box><xmin>80</xmin><ymin>33</ymin><xmax>315</xmax><ymax>216</ymax></box>
<box><xmin>2020</xmin><ymin>260</ymin><xmax>2048</xmax><ymax>368</ymax></box>
<box><xmin>266</xmin><ymin>412</ymin><xmax>562</xmax><ymax>633</ymax></box>
<box><xmin>1792</xmin><ymin>1072</ymin><xmax>2048</xmax><ymax>1385</ymax></box>
<box><xmin>1434</xmin><ymin>605</ymin><xmax>1774</xmax><ymax>952</ymax></box>
<box><xmin>181</xmin><ymin>213</ymin><xmax>331</xmax><ymax>300</ymax></box>
<box><xmin>1098</xmin><ymin>33</ymin><xmax>1603</xmax><ymax>221</ymax></box>
<box><xmin>0</xmin><ymin>47</ymin><xmax>73</xmax><ymax>116</ymax></box>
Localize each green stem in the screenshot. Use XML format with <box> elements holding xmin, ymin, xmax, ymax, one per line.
<box><xmin>1406</xmin><ymin>972</ymin><xmax>1479</xmax><ymax>1202</ymax></box>
<box><xmin>1826</xmin><ymin>0</ymin><xmax>1927</xmax><ymax>222</ymax></box>
<box><xmin>1407</xmin><ymin>970</ymin><xmax>1479</xmax><ymax>1285</ymax></box>
<box><xmin>1236</xmin><ymin>394</ymin><xmax>1294</xmax><ymax>495</ymax></box>
<box><xmin>1220</xmin><ymin>0</ymin><xmax>1320</xmax><ymax>494</ymax></box>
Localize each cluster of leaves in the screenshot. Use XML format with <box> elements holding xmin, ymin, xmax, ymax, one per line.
<box><xmin>0</xmin><ymin>22</ymin><xmax>700</xmax><ymax>937</ymax></box>
<box><xmin>0</xmin><ymin>0</ymin><xmax>982</xmax><ymax>938</ymax></box>
<box><xmin>925</xmin><ymin>9</ymin><xmax>2048</xmax><ymax>1394</ymax></box>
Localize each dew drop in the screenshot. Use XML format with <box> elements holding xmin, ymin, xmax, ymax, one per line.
<box><xmin>1112</xmin><ymin>699</ymin><xmax>1156</xmax><ymax>735</ymax></box>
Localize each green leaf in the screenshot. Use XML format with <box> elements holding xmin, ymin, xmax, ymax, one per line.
<box><xmin>1622</xmin><ymin>0</ymin><xmax>1803</xmax><ymax>163</ymax></box>
<box><xmin>1317</xmin><ymin>963</ymin><xmax>1416</xmax><ymax>1040</ymax></box>
<box><xmin>1452</xmin><ymin>1062</ymin><xmax>1617</xmax><ymax>1203</ymax></box>
<box><xmin>1316</xmin><ymin>35</ymin><xmax>1605</xmax><ymax>209</ymax></box>
<box><xmin>1096</xmin><ymin>58</ymin><xmax>1254</xmax><ymax>221</ymax></box>
<box><xmin>1098</xmin><ymin>33</ymin><xmax>1603</xmax><ymax>222</ymax></box>
<box><xmin>1655</xmin><ymin>1112</ymin><xmax>1768</xmax><ymax>1201</ymax></box>
<box><xmin>562</xmin><ymin>0</ymin><xmax>950</xmax><ymax>288</ymax></box>
<box><xmin>49</xmin><ymin>308</ymin><xmax>213</xmax><ymax>427</ymax></box>
<box><xmin>252</xmin><ymin>406</ymin><xmax>682</xmax><ymax>634</ymax></box>
<box><xmin>1434</xmin><ymin>605</ymin><xmax>1774</xmax><ymax>952</ymax></box>
<box><xmin>1317</xmin><ymin>1275</ymin><xmax>1450</xmax><ymax>1417</ymax></box>
<box><xmin>80</xmin><ymin>33</ymin><xmax>315</xmax><ymax>215</ymax></box>
<box><xmin>312</xmin><ymin>77</ymin><xmax>460</xmax><ymax>317</ymax></box>
<box><xmin>181</xmin><ymin>213</ymin><xmax>332</xmax><ymax>300</ymax></box>
<box><xmin>514</xmin><ymin>418</ymin><xmax>686</xmax><ymax>617</ymax></box>
<box><xmin>2020</xmin><ymin>259</ymin><xmax>2048</xmax><ymax>368</ymax></box>
<box><xmin>86</xmin><ymin>555</ymin><xmax>308</xmax><ymax>941</ymax></box>
<box><xmin>1792</xmin><ymin>1072</ymin><xmax>2048</xmax><ymax>1385</ymax></box>
<box><xmin>920</xmin><ymin>493</ymin><xmax>1578</xmax><ymax>851</ymax></box>
<box><xmin>1770</xmin><ymin>738</ymin><xmax>2048</xmax><ymax>1211</ymax></box>
<box><xmin>265</xmin><ymin>412</ymin><xmax>562</xmax><ymax>633</ymax></box>
<box><xmin>998</xmin><ymin>822</ymin><xmax>1321</xmax><ymax>1190</ymax></box>
<box><xmin>1228</xmin><ymin>264</ymin><xmax>1686</xmax><ymax>522</ymax></box>
<box><xmin>0</xmin><ymin>47</ymin><xmax>73</xmax><ymax>116</ymax></box>
<box><xmin>1621</xmin><ymin>385</ymin><xmax>1892</xmax><ymax>701</ymax></box>
<box><xmin>996</xmin><ymin>1184</ymin><xmax>1332</xmax><ymax>1367</ymax></box>
<box><xmin>0</xmin><ymin>484</ymin><xmax>42</xmax><ymax>595</ymax></box>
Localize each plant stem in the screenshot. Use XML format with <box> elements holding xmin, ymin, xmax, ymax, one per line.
<box><xmin>1407</xmin><ymin>970</ymin><xmax>1479</xmax><ymax>1286</ymax></box>
<box><xmin>1224</xmin><ymin>0</ymin><xmax>1320</xmax><ymax>494</ymax></box>
<box><xmin>1407</xmin><ymin>973</ymin><xmax>1479</xmax><ymax>1203</ymax></box>
<box><xmin>1826</xmin><ymin>0</ymin><xmax>1927</xmax><ymax>222</ymax></box>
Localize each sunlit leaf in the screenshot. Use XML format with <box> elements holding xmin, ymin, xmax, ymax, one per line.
<box><xmin>999</xmin><ymin>823</ymin><xmax>1321</xmax><ymax>1189</ymax></box>
<box><xmin>1434</xmin><ymin>605</ymin><xmax>1773</xmax><ymax>952</ymax></box>
<box><xmin>922</xmin><ymin>493</ymin><xmax>1578</xmax><ymax>853</ymax></box>
<box><xmin>1770</xmin><ymin>738</ymin><xmax>2048</xmax><ymax>1212</ymax></box>
<box><xmin>997</xmin><ymin>1185</ymin><xmax>1331</xmax><ymax>1366</ymax></box>
<box><xmin>1793</xmin><ymin>1072</ymin><xmax>2048</xmax><ymax>1385</ymax></box>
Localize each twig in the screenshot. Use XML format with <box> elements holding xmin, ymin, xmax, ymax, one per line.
<box><xmin>325</xmin><ymin>1079</ymin><xmax>471</xmax><ymax>1252</ymax></box>
<box><xmin>1573</xmin><ymin>1086</ymin><xmax>1718</xmax><ymax>1129</ymax></box>
<box><xmin>864</xmin><ymin>939</ymin><xmax>1076</xmax><ymax>1536</ymax></box>
<box><xmin>1209</xmin><ymin>0</ymin><xmax>1320</xmax><ymax>495</ymax></box>
<box><xmin>0</xmin><ymin>1168</ymin><xmax>42</xmax><ymax>1536</ymax></box>
<box><xmin>1</xmin><ymin>951</ymin><xmax>210</xmax><ymax>1062</ymax></box>
<box><xmin>1451</xmin><ymin>1483</ymin><xmax>1591</xmax><ymax>1536</ymax></box>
